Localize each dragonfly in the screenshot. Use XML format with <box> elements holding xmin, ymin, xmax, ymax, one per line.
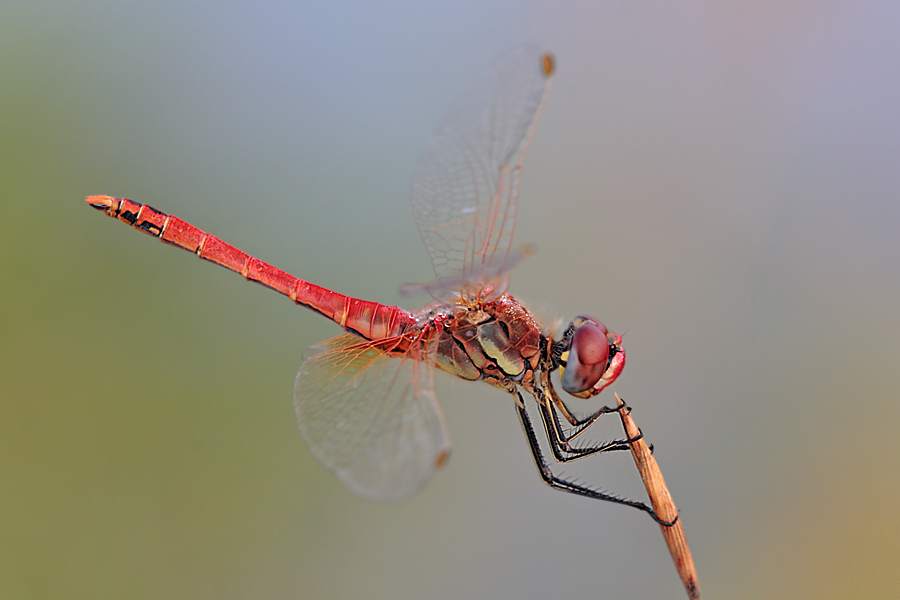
<box><xmin>87</xmin><ymin>45</ymin><xmax>667</xmax><ymax>523</ymax></box>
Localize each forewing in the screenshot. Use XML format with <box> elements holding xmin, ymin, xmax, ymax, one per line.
<box><xmin>293</xmin><ymin>333</ymin><xmax>450</xmax><ymax>501</ymax></box>
<box><xmin>411</xmin><ymin>44</ymin><xmax>554</xmax><ymax>290</ymax></box>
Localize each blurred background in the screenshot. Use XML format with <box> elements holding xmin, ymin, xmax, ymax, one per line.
<box><xmin>2</xmin><ymin>1</ymin><xmax>898</xmax><ymax>598</ymax></box>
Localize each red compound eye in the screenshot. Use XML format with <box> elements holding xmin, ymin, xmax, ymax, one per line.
<box><xmin>560</xmin><ymin>319</ymin><xmax>610</xmax><ymax>394</ymax></box>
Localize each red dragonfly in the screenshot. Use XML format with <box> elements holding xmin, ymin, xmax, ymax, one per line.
<box><xmin>87</xmin><ymin>45</ymin><xmax>665</xmax><ymax>521</ymax></box>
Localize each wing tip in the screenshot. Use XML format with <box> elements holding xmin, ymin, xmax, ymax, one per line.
<box><xmin>434</xmin><ymin>447</ymin><xmax>451</xmax><ymax>470</ymax></box>
<box><xmin>541</xmin><ymin>53</ymin><xmax>555</xmax><ymax>77</ymax></box>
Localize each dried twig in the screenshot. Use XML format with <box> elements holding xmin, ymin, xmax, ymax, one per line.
<box><xmin>616</xmin><ymin>394</ymin><xmax>701</xmax><ymax>599</ymax></box>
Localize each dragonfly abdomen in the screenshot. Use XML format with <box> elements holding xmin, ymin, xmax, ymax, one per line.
<box><xmin>86</xmin><ymin>195</ymin><xmax>415</xmax><ymax>340</ymax></box>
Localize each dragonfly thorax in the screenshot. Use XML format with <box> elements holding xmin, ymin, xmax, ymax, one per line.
<box><xmin>431</xmin><ymin>293</ymin><xmax>543</xmax><ymax>391</ymax></box>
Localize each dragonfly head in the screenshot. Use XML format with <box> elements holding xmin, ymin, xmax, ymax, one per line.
<box><xmin>557</xmin><ymin>315</ymin><xmax>625</xmax><ymax>398</ymax></box>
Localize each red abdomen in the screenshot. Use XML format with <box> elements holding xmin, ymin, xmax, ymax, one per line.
<box><xmin>86</xmin><ymin>195</ymin><xmax>416</xmax><ymax>340</ymax></box>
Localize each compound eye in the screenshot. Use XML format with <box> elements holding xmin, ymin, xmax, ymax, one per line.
<box><xmin>560</xmin><ymin>319</ymin><xmax>610</xmax><ymax>394</ymax></box>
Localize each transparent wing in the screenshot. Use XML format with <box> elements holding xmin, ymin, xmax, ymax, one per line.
<box><xmin>293</xmin><ymin>332</ymin><xmax>451</xmax><ymax>501</ymax></box>
<box><xmin>398</xmin><ymin>243</ymin><xmax>536</xmax><ymax>301</ymax></box>
<box><xmin>411</xmin><ymin>44</ymin><xmax>554</xmax><ymax>293</ymax></box>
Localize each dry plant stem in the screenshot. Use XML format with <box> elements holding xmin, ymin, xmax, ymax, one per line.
<box><xmin>616</xmin><ymin>394</ymin><xmax>701</xmax><ymax>600</ymax></box>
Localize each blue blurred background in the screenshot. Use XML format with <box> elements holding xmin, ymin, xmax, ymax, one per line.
<box><xmin>2</xmin><ymin>1</ymin><xmax>898</xmax><ymax>598</ymax></box>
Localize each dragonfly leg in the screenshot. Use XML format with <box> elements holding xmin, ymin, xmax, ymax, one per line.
<box><xmin>546</xmin><ymin>379</ymin><xmax>618</xmax><ymax>430</ymax></box>
<box><xmin>535</xmin><ymin>374</ymin><xmax>637</xmax><ymax>461</ymax></box>
<box><xmin>537</xmin><ymin>396</ymin><xmax>637</xmax><ymax>462</ymax></box>
<box><xmin>515</xmin><ymin>393</ymin><xmax>677</xmax><ymax>526</ymax></box>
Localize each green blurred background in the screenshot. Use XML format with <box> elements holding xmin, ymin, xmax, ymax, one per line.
<box><xmin>2</xmin><ymin>1</ymin><xmax>898</xmax><ymax>598</ymax></box>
